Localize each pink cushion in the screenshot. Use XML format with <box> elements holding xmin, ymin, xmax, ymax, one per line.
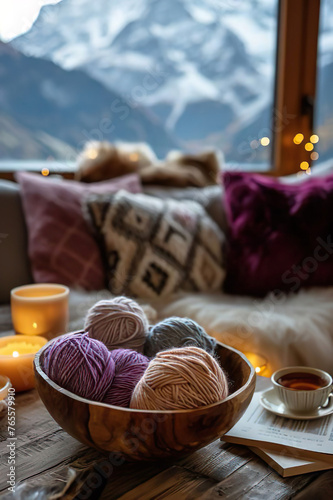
<box><xmin>16</xmin><ymin>172</ymin><xmax>141</xmax><ymax>290</ymax></box>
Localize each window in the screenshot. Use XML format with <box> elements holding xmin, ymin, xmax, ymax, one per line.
<box><xmin>314</xmin><ymin>0</ymin><xmax>333</xmax><ymax>165</ymax></box>
<box><xmin>0</xmin><ymin>0</ymin><xmax>278</xmax><ymax>171</ymax></box>
<box><xmin>0</xmin><ymin>0</ymin><xmax>329</xmax><ymax>177</ymax></box>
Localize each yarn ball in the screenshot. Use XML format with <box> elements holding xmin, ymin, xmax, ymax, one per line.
<box><xmin>84</xmin><ymin>296</ymin><xmax>149</xmax><ymax>352</ymax></box>
<box><xmin>130</xmin><ymin>346</ymin><xmax>229</xmax><ymax>411</ymax></box>
<box><xmin>103</xmin><ymin>349</ymin><xmax>150</xmax><ymax>407</ymax></box>
<box><xmin>43</xmin><ymin>332</ymin><xmax>115</xmax><ymax>402</ymax></box>
<box><xmin>144</xmin><ymin>317</ymin><xmax>216</xmax><ymax>358</ymax></box>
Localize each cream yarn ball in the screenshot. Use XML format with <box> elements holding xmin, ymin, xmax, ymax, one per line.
<box><xmin>84</xmin><ymin>296</ymin><xmax>149</xmax><ymax>353</ymax></box>
<box><xmin>130</xmin><ymin>346</ymin><xmax>229</xmax><ymax>410</ymax></box>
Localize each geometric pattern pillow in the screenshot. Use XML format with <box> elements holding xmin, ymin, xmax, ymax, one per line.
<box><xmin>84</xmin><ymin>190</ymin><xmax>226</xmax><ymax>298</ymax></box>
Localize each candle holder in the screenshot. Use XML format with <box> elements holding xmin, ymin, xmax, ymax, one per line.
<box><xmin>0</xmin><ymin>335</ymin><xmax>47</xmax><ymax>392</ymax></box>
<box><xmin>11</xmin><ymin>283</ymin><xmax>69</xmax><ymax>340</ymax></box>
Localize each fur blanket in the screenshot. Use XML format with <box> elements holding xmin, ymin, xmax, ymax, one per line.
<box><xmin>66</xmin><ymin>287</ymin><xmax>333</xmax><ymax>375</ymax></box>
<box><xmin>1</xmin><ymin>287</ymin><xmax>332</xmax><ymax>375</ymax></box>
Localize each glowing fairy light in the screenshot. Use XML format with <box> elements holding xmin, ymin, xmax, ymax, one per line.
<box><xmin>293</xmin><ymin>133</ymin><xmax>304</xmax><ymax>145</ymax></box>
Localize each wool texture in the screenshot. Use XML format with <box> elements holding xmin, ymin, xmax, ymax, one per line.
<box><xmin>130</xmin><ymin>346</ymin><xmax>229</xmax><ymax>411</ymax></box>
<box><xmin>144</xmin><ymin>317</ymin><xmax>216</xmax><ymax>358</ymax></box>
<box><xmin>85</xmin><ymin>190</ymin><xmax>226</xmax><ymax>299</ymax></box>
<box><xmin>43</xmin><ymin>332</ymin><xmax>115</xmax><ymax>402</ymax></box>
<box><xmin>103</xmin><ymin>349</ymin><xmax>150</xmax><ymax>407</ymax></box>
<box><xmin>84</xmin><ymin>296</ymin><xmax>149</xmax><ymax>352</ymax></box>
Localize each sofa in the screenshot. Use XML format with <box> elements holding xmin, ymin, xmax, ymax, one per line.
<box><xmin>1</xmin><ymin>161</ymin><xmax>333</xmax><ymax>376</ymax></box>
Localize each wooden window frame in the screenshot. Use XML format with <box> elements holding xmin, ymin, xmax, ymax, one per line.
<box><xmin>273</xmin><ymin>0</ymin><xmax>321</xmax><ymax>176</ymax></box>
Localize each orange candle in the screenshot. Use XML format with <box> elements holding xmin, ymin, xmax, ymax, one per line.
<box><xmin>11</xmin><ymin>283</ymin><xmax>69</xmax><ymax>339</ymax></box>
<box><xmin>0</xmin><ymin>335</ymin><xmax>47</xmax><ymax>391</ymax></box>
<box><xmin>243</xmin><ymin>352</ymin><xmax>269</xmax><ymax>376</ymax></box>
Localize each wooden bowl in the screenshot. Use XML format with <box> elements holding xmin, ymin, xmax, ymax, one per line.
<box><xmin>34</xmin><ymin>335</ymin><xmax>255</xmax><ymax>460</ymax></box>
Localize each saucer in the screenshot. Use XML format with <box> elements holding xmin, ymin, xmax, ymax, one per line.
<box><xmin>260</xmin><ymin>388</ymin><xmax>333</xmax><ymax>420</ymax></box>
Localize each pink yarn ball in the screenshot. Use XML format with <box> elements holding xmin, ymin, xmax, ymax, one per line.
<box><xmin>43</xmin><ymin>333</ymin><xmax>115</xmax><ymax>402</ymax></box>
<box><xmin>130</xmin><ymin>346</ymin><xmax>229</xmax><ymax>411</ymax></box>
<box><xmin>103</xmin><ymin>349</ymin><xmax>150</xmax><ymax>408</ymax></box>
<box><xmin>85</xmin><ymin>296</ymin><xmax>148</xmax><ymax>353</ymax></box>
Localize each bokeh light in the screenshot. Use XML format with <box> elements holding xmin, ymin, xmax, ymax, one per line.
<box><xmin>293</xmin><ymin>133</ymin><xmax>304</xmax><ymax>145</ymax></box>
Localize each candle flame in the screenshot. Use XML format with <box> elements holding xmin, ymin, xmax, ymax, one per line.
<box><xmin>12</xmin><ymin>351</ymin><xmax>19</xmax><ymax>358</ymax></box>
<box><xmin>33</xmin><ymin>322</ymin><xmax>37</xmax><ymax>329</ymax></box>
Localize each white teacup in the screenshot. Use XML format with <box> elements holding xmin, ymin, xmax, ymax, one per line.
<box><xmin>271</xmin><ymin>366</ymin><xmax>332</xmax><ymax>413</ymax></box>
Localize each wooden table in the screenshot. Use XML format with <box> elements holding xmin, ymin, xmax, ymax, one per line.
<box><xmin>0</xmin><ymin>378</ymin><xmax>332</xmax><ymax>499</ymax></box>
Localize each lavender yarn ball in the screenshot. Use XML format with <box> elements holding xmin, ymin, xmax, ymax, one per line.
<box><xmin>85</xmin><ymin>296</ymin><xmax>149</xmax><ymax>353</ymax></box>
<box><xmin>144</xmin><ymin>317</ymin><xmax>216</xmax><ymax>358</ymax></box>
<box><xmin>103</xmin><ymin>349</ymin><xmax>150</xmax><ymax>408</ymax></box>
<box><xmin>43</xmin><ymin>333</ymin><xmax>115</xmax><ymax>402</ymax></box>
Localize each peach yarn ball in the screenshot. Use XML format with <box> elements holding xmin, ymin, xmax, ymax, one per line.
<box><xmin>84</xmin><ymin>296</ymin><xmax>149</xmax><ymax>353</ymax></box>
<box><xmin>130</xmin><ymin>346</ymin><xmax>229</xmax><ymax>411</ymax></box>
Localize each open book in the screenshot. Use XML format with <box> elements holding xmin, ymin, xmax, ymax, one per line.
<box><xmin>223</xmin><ymin>389</ymin><xmax>333</xmax><ymax>469</ymax></box>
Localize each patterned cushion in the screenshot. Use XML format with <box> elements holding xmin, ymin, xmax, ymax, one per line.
<box><xmin>85</xmin><ymin>190</ymin><xmax>226</xmax><ymax>298</ymax></box>
<box><xmin>16</xmin><ymin>172</ymin><xmax>141</xmax><ymax>290</ymax></box>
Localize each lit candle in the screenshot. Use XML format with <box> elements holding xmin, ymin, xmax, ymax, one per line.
<box><xmin>11</xmin><ymin>284</ymin><xmax>69</xmax><ymax>340</ymax></box>
<box><xmin>243</xmin><ymin>352</ymin><xmax>269</xmax><ymax>376</ymax></box>
<box><xmin>0</xmin><ymin>335</ymin><xmax>47</xmax><ymax>391</ymax></box>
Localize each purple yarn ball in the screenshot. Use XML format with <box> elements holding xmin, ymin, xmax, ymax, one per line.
<box><xmin>103</xmin><ymin>349</ymin><xmax>149</xmax><ymax>408</ymax></box>
<box><xmin>43</xmin><ymin>332</ymin><xmax>115</xmax><ymax>402</ymax></box>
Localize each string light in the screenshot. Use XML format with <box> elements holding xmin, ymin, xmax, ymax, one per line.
<box><xmin>260</xmin><ymin>137</ymin><xmax>270</xmax><ymax>146</ymax></box>
<box><xmin>87</xmin><ymin>149</ymin><xmax>98</xmax><ymax>159</ymax></box>
<box><xmin>250</xmin><ymin>140</ymin><xmax>259</xmax><ymax>149</ymax></box>
<box><xmin>300</xmin><ymin>161</ymin><xmax>309</xmax><ymax>170</ymax></box>
<box><xmin>129</xmin><ymin>153</ymin><xmax>139</xmax><ymax>162</ymax></box>
<box><xmin>293</xmin><ymin>133</ymin><xmax>304</xmax><ymax>145</ymax></box>
<box><xmin>306</xmin><ymin>168</ymin><xmax>312</xmax><ymax>175</ymax></box>
<box><xmin>305</xmin><ymin>142</ymin><xmax>314</xmax><ymax>151</ymax></box>
<box><xmin>310</xmin><ymin>134</ymin><xmax>319</xmax><ymax>144</ymax></box>
<box><xmin>41</xmin><ymin>168</ymin><xmax>49</xmax><ymax>176</ymax></box>
<box><xmin>311</xmin><ymin>152</ymin><xmax>319</xmax><ymax>161</ymax></box>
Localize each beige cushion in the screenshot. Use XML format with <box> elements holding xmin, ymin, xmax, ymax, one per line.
<box><xmin>143</xmin><ymin>184</ymin><xmax>228</xmax><ymax>233</ymax></box>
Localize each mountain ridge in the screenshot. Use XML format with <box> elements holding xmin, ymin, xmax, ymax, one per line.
<box><xmin>0</xmin><ymin>40</ymin><xmax>178</xmax><ymax>159</ymax></box>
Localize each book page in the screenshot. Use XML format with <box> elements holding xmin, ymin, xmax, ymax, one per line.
<box><xmin>224</xmin><ymin>390</ymin><xmax>333</xmax><ymax>462</ymax></box>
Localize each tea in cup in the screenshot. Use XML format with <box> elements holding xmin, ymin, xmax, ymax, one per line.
<box><xmin>271</xmin><ymin>366</ymin><xmax>332</xmax><ymax>413</ymax></box>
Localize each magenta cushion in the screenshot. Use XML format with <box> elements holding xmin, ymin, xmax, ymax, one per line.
<box><xmin>16</xmin><ymin>172</ymin><xmax>141</xmax><ymax>290</ymax></box>
<box><xmin>222</xmin><ymin>171</ymin><xmax>333</xmax><ymax>296</ymax></box>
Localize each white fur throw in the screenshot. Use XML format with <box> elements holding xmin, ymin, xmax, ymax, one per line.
<box><xmin>66</xmin><ymin>286</ymin><xmax>333</xmax><ymax>376</ymax></box>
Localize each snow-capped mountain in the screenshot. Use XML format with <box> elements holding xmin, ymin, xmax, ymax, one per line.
<box><xmin>0</xmin><ymin>41</ymin><xmax>177</xmax><ymax>159</ymax></box>
<box><xmin>10</xmin><ymin>0</ymin><xmax>333</xmax><ymax>161</ymax></box>
<box><xmin>11</xmin><ymin>0</ymin><xmax>277</xmax><ymax>160</ymax></box>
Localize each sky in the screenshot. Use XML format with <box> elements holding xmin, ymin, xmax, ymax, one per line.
<box><xmin>0</xmin><ymin>0</ymin><xmax>62</xmax><ymax>41</ymax></box>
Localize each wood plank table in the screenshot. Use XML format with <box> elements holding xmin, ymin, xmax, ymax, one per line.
<box><xmin>0</xmin><ymin>377</ymin><xmax>332</xmax><ymax>499</ymax></box>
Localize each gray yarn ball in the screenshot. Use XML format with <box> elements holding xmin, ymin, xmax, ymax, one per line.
<box><xmin>144</xmin><ymin>317</ymin><xmax>216</xmax><ymax>358</ymax></box>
